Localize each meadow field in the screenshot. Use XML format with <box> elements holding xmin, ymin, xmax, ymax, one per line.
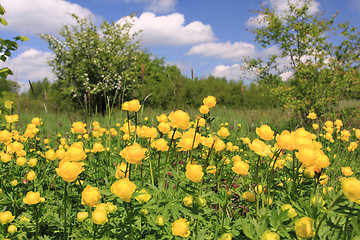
<box><xmin>0</xmin><ymin>96</ymin><xmax>359</xmax><ymax>240</ymax></box>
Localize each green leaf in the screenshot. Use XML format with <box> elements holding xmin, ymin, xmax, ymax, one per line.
<box><xmin>0</xmin><ymin>17</ymin><xmax>7</xmax><ymax>25</ymax></box>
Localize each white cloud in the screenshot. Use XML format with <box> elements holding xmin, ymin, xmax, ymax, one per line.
<box><xmin>118</xmin><ymin>12</ymin><xmax>216</xmax><ymax>46</ymax></box>
<box><xmin>246</xmin><ymin>0</ymin><xmax>320</xmax><ymax>27</ymax></box>
<box><xmin>212</xmin><ymin>64</ymin><xmax>251</xmax><ymax>81</ymax></box>
<box><xmin>1</xmin><ymin>0</ymin><xmax>96</xmax><ymax>35</ymax></box>
<box><xmin>0</xmin><ymin>49</ymin><xmax>55</xmax><ymax>84</ymax></box>
<box><xmin>187</xmin><ymin>41</ymin><xmax>280</xmax><ymax>61</ymax></box>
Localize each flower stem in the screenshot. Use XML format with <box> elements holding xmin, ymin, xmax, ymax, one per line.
<box><xmin>63</xmin><ymin>182</ymin><xmax>68</xmax><ymax>240</ymax></box>
<box><xmin>34</xmin><ymin>205</ymin><xmax>39</xmax><ymax>240</ymax></box>
<box><xmin>162</xmin><ymin>128</ymin><xmax>177</xmax><ymax>190</ymax></box>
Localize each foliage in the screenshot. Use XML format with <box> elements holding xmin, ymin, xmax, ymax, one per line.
<box><xmin>245</xmin><ymin>0</ymin><xmax>360</xmax><ymax>123</ymax></box>
<box><xmin>0</xmin><ymin>96</ymin><xmax>359</xmax><ymax>239</ymax></box>
<box><xmin>40</xmin><ymin>15</ymin><xmax>156</xmax><ymax>114</ymax></box>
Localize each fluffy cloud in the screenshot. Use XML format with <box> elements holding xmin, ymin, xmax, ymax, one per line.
<box><xmin>187</xmin><ymin>41</ymin><xmax>280</xmax><ymax>61</ymax></box>
<box><xmin>1</xmin><ymin>0</ymin><xmax>95</xmax><ymax>35</ymax></box>
<box><xmin>212</xmin><ymin>64</ymin><xmax>250</xmax><ymax>81</ymax></box>
<box><xmin>118</xmin><ymin>12</ymin><xmax>216</xmax><ymax>46</ymax></box>
<box><xmin>246</xmin><ymin>0</ymin><xmax>320</xmax><ymax>27</ymax></box>
<box><xmin>0</xmin><ymin>49</ymin><xmax>55</xmax><ymax>84</ymax></box>
<box><xmin>146</xmin><ymin>0</ymin><xmax>178</xmax><ymax>13</ymax></box>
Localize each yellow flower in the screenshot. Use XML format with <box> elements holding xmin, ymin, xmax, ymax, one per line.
<box><xmin>25</xmin><ymin>170</ymin><xmax>36</xmax><ymax>181</ymax></box>
<box><xmin>275</xmin><ymin>130</ymin><xmax>295</xmax><ymax>150</ymax></box>
<box><xmin>16</xmin><ymin>157</ymin><xmax>27</xmax><ymax>166</ymax></box>
<box><xmin>111</xmin><ymin>178</ymin><xmax>136</xmax><ymax>202</ymax></box>
<box><xmin>7</xmin><ymin>224</ymin><xmax>17</xmax><ymax>234</ymax></box>
<box><xmin>232</xmin><ymin>160</ymin><xmax>249</xmax><ymax>176</ymax></box>
<box><xmin>31</xmin><ymin>117</ymin><xmax>42</xmax><ymax>126</ymax></box>
<box><xmin>135</xmin><ymin>189</ymin><xmax>151</xmax><ymax>203</ymax></box>
<box><xmin>319</xmin><ymin>174</ymin><xmax>328</xmax><ymax>185</ymax></box>
<box><xmin>158</xmin><ymin>122</ymin><xmax>170</xmax><ymax>134</ymax></box>
<box><xmin>138</xmin><ymin>126</ymin><xmax>158</xmax><ymax>139</ymax></box>
<box><xmin>199</xmin><ymin>105</ymin><xmax>210</xmax><ymax>114</ymax></box>
<box><xmin>151</xmin><ymin>138</ymin><xmax>169</xmax><ymax>152</ymax></box>
<box><xmin>312</xmin><ymin>124</ymin><xmax>319</xmax><ymax>130</ymax></box>
<box><xmin>219</xmin><ymin>233</ymin><xmax>232</xmax><ymax>240</ymax></box>
<box><xmin>81</xmin><ymin>185</ymin><xmax>102</xmax><ymax>207</ymax></box>
<box><xmin>295</xmin><ymin>217</ymin><xmax>313</xmax><ymax>239</ymax></box>
<box><xmin>5</xmin><ymin>114</ymin><xmax>19</xmax><ymax>123</ymax></box>
<box><xmin>203</xmin><ymin>96</ymin><xmax>217</xmax><ymax>108</ymax></box>
<box><xmin>255</xmin><ymin>185</ymin><xmax>263</xmax><ymax>194</ymax></box>
<box><xmin>281</xmin><ymin>204</ymin><xmax>297</xmax><ymax>218</ymax></box>
<box><xmin>28</xmin><ymin>158</ymin><xmax>38</xmax><ymax>167</ymax></box>
<box><xmin>156</xmin><ymin>114</ymin><xmax>168</xmax><ymax>123</ymax></box>
<box><xmin>256</xmin><ymin>125</ymin><xmax>274</xmax><ymax>140</ymax></box>
<box><xmin>217</xmin><ymin>127</ymin><xmax>230</xmax><ymax>138</ymax></box>
<box><xmin>183</xmin><ymin>196</ymin><xmax>194</xmax><ymax>207</ymax></box>
<box><xmin>116</xmin><ymin>162</ymin><xmax>128</xmax><ymax>179</ymax></box>
<box><xmin>214</xmin><ymin>139</ymin><xmax>226</xmax><ymax>152</ymax></box>
<box><xmin>76</xmin><ymin>212</ymin><xmax>89</xmax><ymax>222</ymax></box>
<box><xmin>92</xmin><ymin>142</ymin><xmax>104</xmax><ymax>153</ymax></box>
<box><xmin>261</xmin><ymin>230</ymin><xmax>280</xmax><ymax>240</ymax></box>
<box><xmin>1</xmin><ymin>153</ymin><xmax>12</xmax><ymax>163</ymax></box>
<box><xmin>65</xmin><ymin>144</ymin><xmax>87</xmax><ymax>161</ymax></box>
<box><xmin>23</xmin><ymin>191</ymin><xmax>41</xmax><ymax>205</ymax></box>
<box><xmin>307</xmin><ymin>112</ymin><xmax>317</xmax><ymax>120</ymax></box>
<box><xmin>92</xmin><ymin>209</ymin><xmax>108</xmax><ymax>225</ymax></box>
<box><xmin>242</xmin><ymin>191</ymin><xmax>255</xmax><ymax>202</ymax></box>
<box><xmin>348</xmin><ymin>142</ymin><xmax>358</xmax><ymax>152</ymax></box>
<box><xmin>334</xmin><ymin>119</ymin><xmax>343</xmax><ymax>128</ymax></box>
<box><xmin>185</xmin><ymin>163</ymin><xmax>204</xmax><ymax>183</ymax></box>
<box><xmin>45</xmin><ymin>149</ymin><xmax>56</xmax><ymax>161</ymax></box>
<box><xmin>56</xmin><ymin>160</ymin><xmax>84</xmax><ymax>182</ymax></box>
<box><xmin>155</xmin><ymin>215</ymin><xmax>165</xmax><ymax>226</ymax></box>
<box><xmin>342</xmin><ymin>167</ymin><xmax>354</xmax><ymax>176</ymax></box>
<box><xmin>324</xmin><ymin>121</ymin><xmax>333</xmax><ymax>128</ymax></box>
<box><xmin>120</xmin><ymin>143</ymin><xmax>147</xmax><ymax>164</ymax></box>
<box><xmin>206</xmin><ymin>165</ymin><xmax>216</xmax><ymax>175</ymax></box>
<box><xmin>172</xmin><ymin>218</ymin><xmax>190</xmax><ymax>238</ymax></box>
<box><xmin>249</xmin><ymin>139</ymin><xmax>271</xmax><ymax>156</ymax></box>
<box><xmin>341</xmin><ymin>177</ymin><xmax>360</xmax><ymax>202</ymax></box>
<box><xmin>0</xmin><ymin>130</ymin><xmax>12</xmax><ymax>144</ymax></box>
<box><xmin>168</xmin><ymin>110</ymin><xmax>190</xmax><ymax>130</ymax></box>
<box><xmin>72</xmin><ymin>121</ymin><xmax>87</xmax><ymax>134</ymax></box>
<box><xmin>242</xmin><ymin>137</ymin><xmax>251</xmax><ymax>144</ymax></box>
<box><xmin>122</xmin><ymin>99</ymin><xmax>141</xmax><ymax>112</ymax></box>
<box><xmin>0</xmin><ymin>211</ymin><xmax>15</xmax><ymax>224</ymax></box>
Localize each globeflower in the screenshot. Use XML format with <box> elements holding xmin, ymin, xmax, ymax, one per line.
<box><xmin>275</xmin><ymin>130</ymin><xmax>296</xmax><ymax>150</ymax></box>
<box><xmin>56</xmin><ymin>160</ymin><xmax>85</xmax><ymax>182</ymax></box>
<box><xmin>158</xmin><ymin>122</ymin><xmax>170</xmax><ymax>134</ymax></box>
<box><xmin>172</xmin><ymin>218</ymin><xmax>190</xmax><ymax>238</ymax></box>
<box><xmin>242</xmin><ymin>191</ymin><xmax>255</xmax><ymax>202</ymax></box>
<box><xmin>307</xmin><ymin>112</ymin><xmax>317</xmax><ymax>120</ymax></box>
<box><xmin>199</xmin><ymin>105</ymin><xmax>209</xmax><ymax>114</ymax></box>
<box><xmin>261</xmin><ymin>230</ymin><xmax>280</xmax><ymax>240</ymax></box>
<box><xmin>341</xmin><ymin>177</ymin><xmax>360</xmax><ymax>202</ymax></box>
<box><xmin>65</xmin><ymin>144</ymin><xmax>87</xmax><ymax>161</ymax></box>
<box><xmin>116</xmin><ymin>162</ymin><xmax>128</xmax><ymax>179</ymax></box>
<box><xmin>295</xmin><ymin>217</ymin><xmax>313</xmax><ymax>239</ymax></box>
<box><xmin>203</xmin><ymin>96</ymin><xmax>217</xmax><ymax>108</ymax></box>
<box><xmin>45</xmin><ymin>149</ymin><xmax>56</xmax><ymax>161</ymax></box>
<box><xmin>217</xmin><ymin>127</ymin><xmax>230</xmax><ymax>138</ymax></box>
<box><xmin>168</xmin><ymin>110</ymin><xmax>190</xmax><ymax>130</ymax></box>
<box><xmin>256</xmin><ymin>125</ymin><xmax>274</xmax><ymax>140</ymax></box>
<box><xmin>23</xmin><ymin>191</ymin><xmax>41</xmax><ymax>205</ymax></box>
<box><xmin>111</xmin><ymin>178</ymin><xmax>136</xmax><ymax>202</ymax></box>
<box><xmin>341</xmin><ymin>167</ymin><xmax>354</xmax><ymax>176</ymax></box>
<box><xmin>81</xmin><ymin>185</ymin><xmax>102</xmax><ymax>207</ymax></box>
<box><xmin>135</xmin><ymin>189</ymin><xmax>151</xmax><ymax>203</ymax></box>
<box><xmin>72</xmin><ymin>121</ymin><xmax>87</xmax><ymax>134</ymax></box>
<box><xmin>92</xmin><ymin>142</ymin><xmax>104</xmax><ymax>153</ymax></box>
<box><xmin>5</xmin><ymin>114</ymin><xmax>19</xmax><ymax>123</ymax></box>
<box><xmin>156</xmin><ymin>114</ymin><xmax>168</xmax><ymax>123</ymax></box>
<box><xmin>185</xmin><ymin>163</ymin><xmax>204</xmax><ymax>183</ymax></box>
<box><xmin>249</xmin><ymin>139</ymin><xmax>271</xmax><ymax>156</ymax></box>
<box><xmin>0</xmin><ymin>130</ymin><xmax>12</xmax><ymax>144</ymax></box>
<box><xmin>120</xmin><ymin>143</ymin><xmax>147</xmax><ymax>164</ymax></box>
<box><xmin>348</xmin><ymin>142</ymin><xmax>358</xmax><ymax>152</ymax></box>
<box><xmin>151</xmin><ymin>138</ymin><xmax>169</xmax><ymax>152</ymax></box>
<box><xmin>31</xmin><ymin>117</ymin><xmax>42</xmax><ymax>126</ymax></box>
<box><xmin>122</xmin><ymin>99</ymin><xmax>141</xmax><ymax>112</ymax></box>
<box><xmin>92</xmin><ymin>209</ymin><xmax>108</xmax><ymax>225</ymax></box>
<box><xmin>0</xmin><ymin>211</ymin><xmax>15</xmax><ymax>224</ymax></box>
<box><xmin>76</xmin><ymin>212</ymin><xmax>89</xmax><ymax>222</ymax></box>
<box><xmin>232</xmin><ymin>160</ymin><xmax>249</xmax><ymax>176</ymax></box>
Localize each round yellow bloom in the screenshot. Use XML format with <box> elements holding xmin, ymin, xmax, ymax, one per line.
<box><xmin>199</xmin><ymin>105</ymin><xmax>210</xmax><ymax>114</ymax></box>
<box><xmin>8</xmin><ymin>224</ymin><xmax>17</xmax><ymax>234</ymax></box>
<box><xmin>232</xmin><ymin>161</ymin><xmax>249</xmax><ymax>176</ymax></box>
<box><xmin>116</xmin><ymin>162</ymin><xmax>128</xmax><ymax>179</ymax></box>
<box><xmin>183</xmin><ymin>196</ymin><xmax>194</xmax><ymax>207</ymax></box>
<box><xmin>28</xmin><ymin>158</ymin><xmax>38</xmax><ymax>167</ymax></box>
<box><xmin>348</xmin><ymin>142</ymin><xmax>358</xmax><ymax>152</ymax></box>
<box><xmin>242</xmin><ymin>137</ymin><xmax>251</xmax><ymax>144</ymax></box>
<box><xmin>5</xmin><ymin>114</ymin><xmax>19</xmax><ymax>123</ymax></box>
<box><xmin>256</xmin><ymin>125</ymin><xmax>274</xmax><ymax>140</ymax></box>
<box><xmin>169</xmin><ymin>110</ymin><xmax>190</xmax><ymax>130</ymax></box>
<box><xmin>261</xmin><ymin>230</ymin><xmax>280</xmax><ymax>240</ymax></box>
<box><xmin>217</xmin><ymin>127</ymin><xmax>230</xmax><ymax>138</ymax></box>
<box><xmin>214</xmin><ymin>139</ymin><xmax>226</xmax><ymax>152</ymax></box>
<box><xmin>65</xmin><ymin>145</ymin><xmax>87</xmax><ymax>161</ymax></box>
<box><xmin>81</xmin><ymin>185</ymin><xmax>102</xmax><ymax>207</ymax></box>
<box><xmin>295</xmin><ymin>217</ymin><xmax>313</xmax><ymax>239</ymax></box>
<box><xmin>1</xmin><ymin>153</ymin><xmax>12</xmax><ymax>163</ymax></box>
<box><xmin>156</xmin><ymin>114</ymin><xmax>168</xmax><ymax>123</ymax></box>
<box><xmin>72</xmin><ymin>121</ymin><xmax>87</xmax><ymax>134</ymax></box>
<box><xmin>23</xmin><ymin>191</ymin><xmax>41</xmax><ymax>205</ymax></box>
<box><xmin>0</xmin><ymin>211</ymin><xmax>15</xmax><ymax>224</ymax></box>
<box><xmin>249</xmin><ymin>139</ymin><xmax>271</xmax><ymax>156</ymax></box>
<box><xmin>135</xmin><ymin>189</ymin><xmax>151</xmax><ymax>203</ymax></box>
<box><xmin>92</xmin><ymin>143</ymin><xmax>104</xmax><ymax>153</ymax></box>
<box><xmin>342</xmin><ymin>167</ymin><xmax>354</xmax><ymax>176</ymax></box>
<box><xmin>312</xmin><ymin>124</ymin><xmax>319</xmax><ymax>130</ymax></box>
<box><xmin>275</xmin><ymin>130</ymin><xmax>295</xmax><ymax>150</ymax></box>
<box><xmin>0</xmin><ymin>130</ymin><xmax>12</xmax><ymax>144</ymax></box>
<box><xmin>77</xmin><ymin>212</ymin><xmax>89</xmax><ymax>222</ymax></box>
<box><xmin>242</xmin><ymin>191</ymin><xmax>255</xmax><ymax>202</ymax></box>
<box><xmin>25</xmin><ymin>170</ymin><xmax>36</xmax><ymax>181</ymax></box>
<box><xmin>307</xmin><ymin>112</ymin><xmax>317</xmax><ymax>120</ymax></box>
<box><xmin>92</xmin><ymin>209</ymin><xmax>108</xmax><ymax>225</ymax></box>
<box><xmin>172</xmin><ymin>218</ymin><xmax>190</xmax><ymax>238</ymax></box>
<box><xmin>120</xmin><ymin>143</ymin><xmax>147</xmax><ymax>164</ymax></box>
<box><xmin>45</xmin><ymin>149</ymin><xmax>56</xmax><ymax>161</ymax></box>
<box><xmin>111</xmin><ymin>178</ymin><xmax>136</xmax><ymax>202</ymax></box>
<box><xmin>151</xmin><ymin>138</ymin><xmax>169</xmax><ymax>152</ymax></box>
<box><xmin>138</xmin><ymin>126</ymin><xmax>158</xmax><ymax>139</ymax></box>
<box><xmin>255</xmin><ymin>185</ymin><xmax>263</xmax><ymax>194</ymax></box>
<box><xmin>324</xmin><ymin>121</ymin><xmax>333</xmax><ymax>128</ymax></box>
<box><xmin>158</xmin><ymin>122</ymin><xmax>171</xmax><ymax>134</ymax></box>
<box><xmin>31</xmin><ymin>117</ymin><xmax>42</xmax><ymax>126</ymax></box>
<box><xmin>185</xmin><ymin>163</ymin><xmax>204</xmax><ymax>183</ymax></box>
<box><xmin>155</xmin><ymin>215</ymin><xmax>165</xmax><ymax>226</ymax></box>
<box><xmin>203</xmin><ymin>96</ymin><xmax>217</xmax><ymax>108</ymax></box>
<box><xmin>16</xmin><ymin>157</ymin><xmax>27</xmax><ymax>166</ymax></box>
<box><xmin>281</xmin><ymin>204</ymin><xmax>297</xmax><ymax>218</ymax></box>
<box><xmin>56</xmin><ymin>160</ymin><xmax>84</xmax><ymax>182</ymax></box>
<box><xmin>341</xmin><ymin>177</ymin><xmax>360</xmax><ymax>202</ymax></box>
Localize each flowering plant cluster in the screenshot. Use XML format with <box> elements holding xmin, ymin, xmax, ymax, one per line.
<box><xmin>0</xmin><ymin>97</ymin><xmax>359</xmax><ymax>239</ymax></box>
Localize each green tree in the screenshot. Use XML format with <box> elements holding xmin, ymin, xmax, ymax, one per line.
<box><xmin>40</xmin><ymin>15</ymin><xmax>152</xmax><ymax>114</ymax></box>
<box><xmin>245</xmin><ymin>0</ymin><xmax>360</xmax><ymax>122</ymax></box>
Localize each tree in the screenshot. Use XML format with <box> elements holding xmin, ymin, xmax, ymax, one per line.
<box><xmin>245</xmin><ymin>0</ymin><xmax>360</xmax><ymax>121</ymax></box>
<box><xmin>40</xmin><ymin>15</ymin><xmax>151</xmax><ymax>114</ymax></box>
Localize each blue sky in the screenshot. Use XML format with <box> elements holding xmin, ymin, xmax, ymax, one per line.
<box><xmin>1</xmin><ymin>0</ymin><xmax>360</xmax><ymax>92</ymax></box>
